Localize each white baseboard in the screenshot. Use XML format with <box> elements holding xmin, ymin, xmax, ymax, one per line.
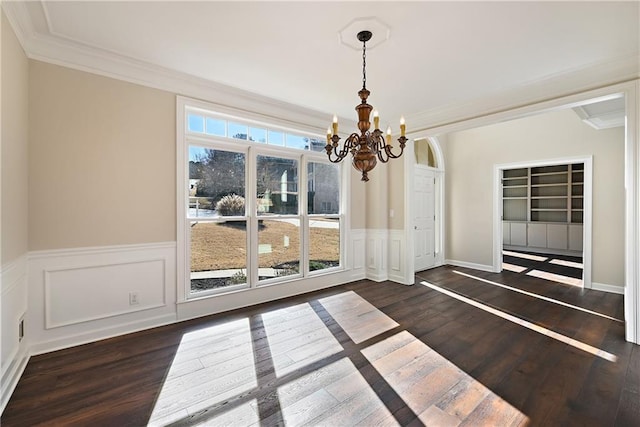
<box><xmin>1</xmin><ymin>254</ymin><xmax>28</xmax><ymax>415</ymax></box>
<box><xmin>445</xmin><ymin>259</ymin><xmax>496</xmax><ymax>273</ymax></box>
<box><xmin>29</xmin><ymin>313</ymin><xmax>177</xmax><ymax>356</ymax></box>
<box><xmin>591</xmin><ymin>282</ymin><xmax>625</xmax><ymax>295</ymax></box>
<box><xmin>0</xmin><ymin>345</ymin><xmax>29</xmax><ymax>414</ymax></box>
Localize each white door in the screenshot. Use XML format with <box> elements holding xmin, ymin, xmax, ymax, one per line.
<box><xmin>415</xmin><ymin>167</ymin><xmax>436</xmax><ymax>271</ymax></box>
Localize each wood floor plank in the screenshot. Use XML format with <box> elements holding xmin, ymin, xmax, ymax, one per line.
<box><xmin>2</xmin><ymin>263</ymin><xmax>637</xmax><ymax>427</ymax></box>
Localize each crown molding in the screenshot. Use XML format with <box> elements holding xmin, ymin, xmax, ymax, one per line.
<box><xmin>407</xmin><ymin>53</ymin><xmax>640</xmax><ymax>133</ymax></box>
<box><xmin>1</xmin><ymin>1</ymin><xmax>338</xmax><ymax>133</ymax></box>
<box><xmin>4</xmin><ymin>1</ymin><xmax>638</xmax><ymax>136</ymax></box>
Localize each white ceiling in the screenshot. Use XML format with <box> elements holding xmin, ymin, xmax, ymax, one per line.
<box><xmin>4</xmin><ymin>1</ymin><xmax>639</xmax><ymax>132</ymax></box>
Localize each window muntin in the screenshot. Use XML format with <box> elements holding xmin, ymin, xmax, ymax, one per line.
<box><xmin>182</xmin><ymin>105</ymin><xmax>344</xmax><ymax>298</ymax></box>
<box><xmin>188</xmin><ymin>112</ymin><xmax>325</xmax><ymax>152</ymax></box>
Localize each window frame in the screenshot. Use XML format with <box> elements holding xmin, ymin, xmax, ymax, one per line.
<box><xmin>177</xmin><ymin>97</ymin><xmax>346</xmax><ymax>302</ymax></box>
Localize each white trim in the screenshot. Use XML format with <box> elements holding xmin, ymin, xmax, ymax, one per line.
<box><xmin>43</xmin><ymin>258</ymin><xmax>168</xmax><ymax>329</ymax></box>
<box><xmin>444</xmin><ymin>259</ymin><xmax>495</xmax><ymax>273</ymax></box>
<box><xmin>408</xmin><ymin>55</ymin><xmax>639</xmax><ymax>132</ymax></box>
<box><xmin>592</xmin><ymin>282</ymin><xmax>625</xmax><ymax>295</ymax></box>
<box><xmin>624</xmin><ymin>81</ymin><xmax>639</xmax><ymax>343</ymax></box>
<box><xmin>388</xmin><ymin>229</ymin><xmax>412</xmax><ymax>285</ymax></box>
<box><xmin>3</xmin><ymin>1</ymin><xmax>637</xmax><ymax>136</ymax></box>
<box><xmin>416</xmin><ymin>80</ymin><xmax>639</xmax><ymax>345</ymax></box>
<box><xmin>29</xmin><ymin>313</ymin><xmax>177</xmax><ymax>357</ymax></box>
<box><xmin>405</xmin><ymin>137</ymin><xmax>446</xmax><ymax>279</ymax></box>
<box><xmin>366</xmin><ymin>229</ymin><xmax>388</xmax><ymax>282</ymax></box>
<box><xmin>27</xmin><ymin>242</ymin><xmax>177</xmax><ymax>354</ymax></box>
<box><xmin>28</xmin><ymin>241</ymin><xmax>176</xmax><ymax>259</ymax></box>
<box><xmin>493</xmin><ymin>156</ymin><xmax>593</xmax><ymax>287</ymax></box>
<box><xmin>1</xmin><ymin>254</ymin><xmax>28</xmax><ymax>296</ymax></box>
<box><xmin>0</xmin><ymin>345</ymin><xmax>29</xmax><ymax>414</ymax></box>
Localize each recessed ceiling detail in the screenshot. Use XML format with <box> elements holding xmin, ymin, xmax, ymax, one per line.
<box><xmin>338</xmin><ymin>17</ymin><xmax>390</xmax><ymax>50</ymax></box>
<box><xmin>573</xmin><ymin>98</ymin><xmax>625</xmax><ymax>130</ymax></box>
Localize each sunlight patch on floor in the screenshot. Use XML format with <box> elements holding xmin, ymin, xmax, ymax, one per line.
<box><xmin>503</xmin><ymin>250</ymin><xmax>548</xmax><ymax>262</ymax></box>
<box><xmin>276</xmin><ymin>357</ymin><xmax>395</xmax><ymax>426</ymax></box>
<box><xmin>526</xmin><ymin>269</ymin><xmax>583</xmax><ymax>287</ymax></box>
<box><xmin>318</xmin><ymin>290</ymin><xmax>399</xmax><ymax>344</ymax></box>
<box><xmin>261</xmin><ymin>303</ymin><xmax>343</xmax><ymax>377</ymax></box>
<box><xmin>361</xmin><ymin>330</ymin><xmax>528</xmax><ymax>425</ymax></box>
<box><xmin>422</xmin><ymin>281</ymin><xmax>618</xmax><ymax>362</ymax></box>
<box><xmin>502</xmin><ymin>262</ymin><xmax>528</xmax><ymax>273</ymax></box>
<box><xmin>452</xmin><ymin>270</ymin><xmax>622</xmax><ymax>322</ymax></box>
<box><xmin>147</xmin><ymin>290</ymin><xmax>531</xmax><ymax>426</ymax></box>
<box><xmin>549</xmin><ymin>258</ymin><xmax>584</xmax><ymax>269</ymax></box>
<box><xmin>147</xmin><ymin>318</ymin><xmax>258</xmax><ymax>426</ymax></box>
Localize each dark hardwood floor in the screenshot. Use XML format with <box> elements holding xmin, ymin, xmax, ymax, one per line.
<box><xmin>2</xmin><ymin>265</ymin><xmax>638</xmax><ymax>426</ymax></box>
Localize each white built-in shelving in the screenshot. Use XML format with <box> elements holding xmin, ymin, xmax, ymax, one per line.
<box><xmin>502</xmin><ymin>163</ymin><xmax>583</xmax><ymax>254</ymax></box>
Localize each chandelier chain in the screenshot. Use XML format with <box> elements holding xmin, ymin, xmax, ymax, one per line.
<box><xmin>362</xmin><ymin>39</ymin><xmax>367</xmax><ymax>90</ymax></box>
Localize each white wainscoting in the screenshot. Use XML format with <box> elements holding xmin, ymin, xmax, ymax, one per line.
<box><xmin>28</xmin><ymin>242</ymin><xmax>177</xmax><ymax>355</ymax></box>
<box><xmin>1</xmin><ymin>254</ymin><xmax>29</xmax><ymax>413</ymax></box>
<box><xmin>388</xmin><ymin>230</ymin><xmax>414</xmax><ymax>285</ymax></box>
<box><xmin>366</xmin><ymin>229</ymin><xmax>389</xmax><ymax>282</ymax></box>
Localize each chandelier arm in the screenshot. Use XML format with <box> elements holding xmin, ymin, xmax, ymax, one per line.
<box><xmin>383</xmin><ymin>137</ymin><xmax>408</xmax><ymax>160</ymax></box>
<box><xmin>325</xmin><ymin>133</ymin><xmax>361</xmax><ymax>162</ymax></box>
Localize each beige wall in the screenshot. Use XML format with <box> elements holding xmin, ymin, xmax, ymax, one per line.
<box><xmin>364</xmin><ymin>162</ymin><xmax>389</xmax><ymax>230</ymax></box>
<box><xmin>28</xmin><ymin>61</ymin><xmax>176</xmax><ymax>250</ymax></box>
<box><xmin>1</xmin><ymin>12</ymin><xmax>29</xmax><ymax>264</ymax></box>
<box><xmin>388</xmin><ymin>156</ymin><xmax>404</xmax><ymax>230</ymax></box>
<box><xmin>444</xmin><ymin>108</ymin><xmax>625</xmax><ymax>287</ymax></box>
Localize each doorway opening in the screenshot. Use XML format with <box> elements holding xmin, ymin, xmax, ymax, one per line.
<box><xmin>413</xmin><ymin>138</ymin><xmax>444</xmax><ymax>273</ymax></box>
<box><xmin>499</xmin><ymin>158</ymin><xmax>591</xmax><ymax>288</ymax></box>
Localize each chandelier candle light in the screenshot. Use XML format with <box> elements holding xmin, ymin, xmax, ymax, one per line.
<box><xmin>325</xmin><ymin>30</ymin><xmax>406</xmax><ymax>182</ymax></box>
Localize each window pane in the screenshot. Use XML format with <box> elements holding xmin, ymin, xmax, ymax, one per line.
<box><xmin>308</xmin><ymin>137</ymin><xmax>328</xmax><ymax>152</ymax></box>
<box><xmin>258</xmin><ymin>219</ymin><xmax>300</xmax><ymax>281</ymax></box>
<box><xmin>229</xmin><ymin>122</ymin><xmax>248</xmax><ymax>140</ymax></box>
<box><xmin>309</xmin><ymin>218</ymin><xmax>340</xmax><ymax>272</ymax></box>
<box><xmin>190</xmin><ymin>221</ymin><xmax>247</xmax><ymax>293</ymax></box>
<box><xmin>268</xmin><ymin>130</ymin><xmax>284</xmax><ymax>146</ymax></box>
<box><xmin>256</xmin><ymin>155</ymin><xmax>298</xmax><ymax>215</ymax></box>
<box><xmin>286</xmin><ymin>134</ymin><xmax>308</xmax><ymax>150</ymax></box>
<box><xmin>308</xmin><ymin>162</ymin><xmax>339</xmax><ymax>214</ymax></box>
<box><xmin>205</xmin><ymin>117</ymin><xmax>226</xmax><ymax>136</ymax></box>
<box><xmin>187</xmin><ymin>114</ymin><xmax>205</xmax><ymax>133</ymax></box>
<box><xmin>249</xmin><ymin>127</ymin><xmax>267</xmax><ymax>143</ymax></box>
<box><xmin>189</xmin><ymin>147</ymin><xmax>245</xmax><ymax>217</ymax></box>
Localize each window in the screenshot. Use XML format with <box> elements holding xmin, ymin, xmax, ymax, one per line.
<box><xmin>180</xmin><ymin>103</ymin><xmax>344</xmax><ymax>299</ymax></box>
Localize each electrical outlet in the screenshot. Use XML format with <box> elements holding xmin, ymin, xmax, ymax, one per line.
<box><xmin>129</xmin><ymin>292</ymin><xmax>140</xmax><ymax>305</ymax></box>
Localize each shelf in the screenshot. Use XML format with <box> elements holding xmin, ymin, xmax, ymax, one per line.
<box><xmin>530</xmin><ymin>171</ymin><xmax>568</xmax><ymax>177</ymax></box>
<box><xmin>531</xmin><ymin>196</ymin><xmax>567</xmax><ymax>199</ymax></box>
<box><xmin>504</xmin><ymin>162</ymin><xmax>583</xmax><ymax>226</ymax></box>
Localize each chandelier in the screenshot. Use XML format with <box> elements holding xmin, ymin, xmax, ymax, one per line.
<box><xmin>325</xmin><ymin>30</ymin><xmax>406</xmax><ymax>182</ymax></box>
